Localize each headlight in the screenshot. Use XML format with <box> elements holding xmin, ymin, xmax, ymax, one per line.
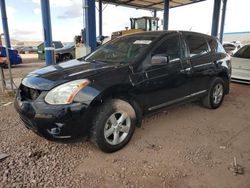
<box><xmin>45</xmin><ymin>79</ymin><xmax>90</xmax><ymax>105</ymax></box>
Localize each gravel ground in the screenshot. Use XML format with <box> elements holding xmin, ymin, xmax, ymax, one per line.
<box><xmin>1</xmin><ymin>55</ymin><xmax>250</xmax><ymax>187</ymax></box>
<box><xmin>3</xmin><ymin>54</ymin><xmax>44</xmax><ymax>84</ymax></box>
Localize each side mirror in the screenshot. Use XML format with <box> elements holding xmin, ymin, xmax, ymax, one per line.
<box><xmin>151</xmin><ymin>55</ymin><xmax>169</xmax><ymax>65</ymax></box>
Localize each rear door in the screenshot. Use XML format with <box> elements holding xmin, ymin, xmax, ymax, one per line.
<box><xmin>182</xmin><ymin>33</ymin><xmax>214</xmax><ymax>95</ymax></box>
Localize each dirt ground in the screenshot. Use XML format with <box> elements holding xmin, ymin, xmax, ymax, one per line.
<box><xmin>3</xmin><ymin>54</ymin><xmax>44</xmax><ymax>82</ymax></box>
<box><xmin>0</xmin><ymin>55</ymin><xmax>250</xmax><ymax>188</ymax></box>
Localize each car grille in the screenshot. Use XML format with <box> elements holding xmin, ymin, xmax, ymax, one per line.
<box><xmin>20</xmin><ymin>84</ymin><xmax>41</xmax><ymax>101</ymax></box>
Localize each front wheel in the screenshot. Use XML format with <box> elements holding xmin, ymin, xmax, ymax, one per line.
<box><xmin>91</xmin><ymin>99</ymin><xmax>136</xmax><ymax>153</ymax></box>
<box><xmin>202</xmin><ymin>77</ymin><xmax>225</xmax><ymax>109</ymax></box>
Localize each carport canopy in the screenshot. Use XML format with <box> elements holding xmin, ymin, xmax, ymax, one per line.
<box><xmin>3</xmin><ymin>0</ymin><xmax>223</xmax><ymax>66</ymax></box>
<box><xmin>99</xmin><ymin>0</ymin><xmax>206</xmax><ymax>11</ymax></box>
<box><xmin>93</xmin><ymin>0</ymin><xmax>208</xmax><ymax>50</ymax></box>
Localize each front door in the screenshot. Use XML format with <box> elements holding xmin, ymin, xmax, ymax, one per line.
<box><xmin>133</xmin><ymin>34</ymin><xmax>191</xmax><ymax>111</ymax></box>
<box><xmin>232</xmin><ymin>45</ymin><xmax>250</xmax><ymax>80</ymax></box>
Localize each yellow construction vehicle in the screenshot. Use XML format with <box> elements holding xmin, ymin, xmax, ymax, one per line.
<box><xmin>111</xmin><ymin>16</ymin><xmax>159</xmax><ymax>39</ymax></box>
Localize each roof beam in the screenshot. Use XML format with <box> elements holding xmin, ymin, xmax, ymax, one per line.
<box><xmin>103</xmin><ymin>0</ymin><xmax>162</xmax><ymax>10</ymax></box>
<box><xmin>143</xmin><ymin>1</ymin><xmax>164</xmax><ymax>8</ymax></box>
<box><xmin>100</xmin><ymin>0</ymin><xmax>206</xmax><ymax>11</ymax></box>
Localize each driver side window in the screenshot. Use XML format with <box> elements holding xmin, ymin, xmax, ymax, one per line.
<box><xmin>152</xmin><ymin>35</ymin><xmax>181</xmax><ymax>63</ymax></box>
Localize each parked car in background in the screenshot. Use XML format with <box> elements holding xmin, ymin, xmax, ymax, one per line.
<box><xmin>37</xmin><ymin>41</ymin><xmax>64</xmax><ymax>60</ymax></box>
<box><xmin>55</xmin><ymin>42</ymin><xmax>75</xmax><ymax>63</ymax></box>
<box><xmin>231</xmin><ymin>44</ymin><xmax>250</xmax><ymax>83</ymax></box>
<box><xmin>0</xmin><ymin>46</ymin><xmax>22</xmax><ymax>67</ymax></box>
<box><xmin>55</xmin><ymin>31</ymin><xmax>91</xmax><ymax>63</ymax></box>
<box><xmin>56</xmin><ymin>36</ymin><xmax>110</xmax><ymax>63</ymax></box>
<box><xmin>18</xmin><ymin>46</ymin><xmax>38</xmax><ymax>54</ymax></box>
<box><xmin>0</xmin><ymin>34</ymin><xmax>22</xmax><ymax>67</ymax></box>
<box><xmin>13</xmin><ymin>46</ymin><xmax>24</xmax><ymax>53</ymax></box>
<box><xmin>223</xmin><ymin>42</ymin><xmax>242</xmax><ymax>56</ymax></box>
<box><xmin>15</xmin><ymin>31</ymin><xmax>231</xmax><ymax>152</ymax></box>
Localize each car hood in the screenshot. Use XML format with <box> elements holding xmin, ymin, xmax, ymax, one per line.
<box><xmin>56</xmin><ymin>45</ymin><xmax>75</xmax><ymax>54</ymax></box>
<box><xmin>22</xmin><ymin>59</ymin><xmax>116</xmax><ymax>90</ymax></box>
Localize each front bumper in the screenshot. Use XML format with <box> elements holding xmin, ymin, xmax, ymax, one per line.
<box><xmin>14</xmin><ymin>90</ymin><xmax>91</xmax><ymax>140</ymax></box>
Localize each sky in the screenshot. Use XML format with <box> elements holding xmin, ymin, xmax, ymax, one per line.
<box><xmin>0</xmin><ymin>0</ymin><xmax>249</xmax><ymax>42</ymax></box>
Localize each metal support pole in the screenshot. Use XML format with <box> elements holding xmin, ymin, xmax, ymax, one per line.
<box><xmin>82</xmin><ymin>0</ymin><xmax>86</xmax><ymax>43</ymax></box>
<box><xmin>40</xmin><ymin>0</ymin><xmax>54</xmax><ymax>65</ymax></box>
<box><xmin>99</xmin><ymin>0</ymin><xmax>103</xmax><ymax>36</ymax></box>
<box><xmin>219</xmin><ymin>0</ymin><xmax>227</xmax><ymax>43</ymax></box>
<box><xmin>0</xmin><ymin>1</ymin><xmax>10</xmax><ymax>49</ymax></box>
<box><xmin>211</xmin><ymin>0</ymin><xmax>221</xmax><ymax>37</ymax></box>
<box><xmin>0</xmin><ymin>0</ymin><xmax>13</xmax><ymax>90</ymax></box>
<box><xmin>85</xmin><ymin>0</ymin><xmax>96</xmax><ymax>52</ymax></box>
<box><xmin>153</xmin><ymin>10</ymin><xmax>157</xmax><ymax>18</ymax></box>
<box><xmin>163</xmin><ymin>0</ymin><xmax>170</xmax><ymax>30</ymax></box>
<box><xmin>0</xmin><ymin>67</ymin><xmax>5</xmax><ymax>92</ymax></box>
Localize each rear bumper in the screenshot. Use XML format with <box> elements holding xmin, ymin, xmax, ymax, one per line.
<box><xmin>14</xmin><ymin>91</ymin><xmax>91</xmax><ymax>140</ymax></box>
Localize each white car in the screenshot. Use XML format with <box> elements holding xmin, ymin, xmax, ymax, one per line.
<box><xmin>231</xmin><ymin>44</ymin><xmax>250</xmax><ymax>84</ymax></box>
<box><xmin>223</xmin><ymin>42</ymin><xmax>242</xmax><ymax>56</ymax></box>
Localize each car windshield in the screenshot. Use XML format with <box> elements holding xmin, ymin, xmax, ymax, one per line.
<box><xmin>85</xmin><ymin>35</ymin><xmax>156</xmax><ymax>64</ymax></box>
<box><xmin>233</xmin><ymin>45</ymin><xmax>250</xmax><ymax>59</ymax></box>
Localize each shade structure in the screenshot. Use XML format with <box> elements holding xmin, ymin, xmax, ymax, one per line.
<box><xmin>99</xmin><ymin>0</ymin><xmax>206</xmax><ymax>11</ymax></box>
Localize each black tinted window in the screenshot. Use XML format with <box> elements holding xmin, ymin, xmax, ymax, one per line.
<box><xmin>185</xmin><ymin>35</ymin><xmax>208</xmax><ymax>57</ymax></box>
<box><xmin>207</xmin><ymin>37</ymin><xmax>217</xmax><ymax>52</ymax></box>
<box><xmin>206</xmin><ymin>37</ymin><xmax>225</xmax><ymax>53</ymax></box>
<box><xmin>217</xmin><ymin>41</ymin><xmax>226</xmax><ymax>53</ymax></box>
<box><xmin>152</xmin><ymin>35</ymin><xmax>181</xmax><ymax>63</ymax></box>
<box><xmin>233</xmin><ymin>46</ymin><xmax>250</xmax><ymax>59</ymax></box>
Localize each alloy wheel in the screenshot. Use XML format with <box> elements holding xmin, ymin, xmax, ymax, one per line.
<box><xmin>213</xmin><ymin>83</ymin><xmax>224</xmax><ymax>105</ymax></box>
<box><xmin>104</xmin><ymin>112</ymin><xmax>131</xmax><ymax>145</ymax></box>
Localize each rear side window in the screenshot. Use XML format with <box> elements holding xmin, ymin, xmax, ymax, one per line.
<box><xmin>206</xmin><ymin>37</ymin><xmax>225</xmax><ymax>53</ymax></box>
<box><xmin>184</xmin><ymin>34</ymin><xmax>208</xmax><ymax>57</ymax></box>
<box><xmin>216</xmin><ymin>40</ymin><xmax>226</xmax><ymax>53</ymax></box>
<box><xmin>207</xmin><ymin>37</ymin><xmax>217</xmax><ymax>52</ymax></box>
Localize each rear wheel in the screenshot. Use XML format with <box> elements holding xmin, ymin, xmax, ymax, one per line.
<box><xmin>91</xmin><ymin>99</ymin><xmax>136</xmax><ymax>153</ymax></box>
<box><xmin>202</xmin><ymin>77</ymin><xmax>225</xmax><ymax>109</ymax></box>
<box><xmin>59</xmin><ymin>54</ymin><xmax>73</xmax><ymax>63</ymax></box>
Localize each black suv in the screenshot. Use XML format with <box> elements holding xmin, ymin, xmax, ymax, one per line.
<box><xmin>15</xmin><ymin>31</ymin><xmax>231</xmax><ymax>152</ymax></box>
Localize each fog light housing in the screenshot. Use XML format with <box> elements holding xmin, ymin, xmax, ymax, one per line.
<box><xmin>47</xmin><ymin>127</ymin><xmax>61</xmax><ymax>135</ymax></box>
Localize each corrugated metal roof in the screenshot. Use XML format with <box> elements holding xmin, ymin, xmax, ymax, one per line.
<box><xmin>99</xmin><ymin>0</ymin><xmax>206</xmax><ymax>11</ymax></box>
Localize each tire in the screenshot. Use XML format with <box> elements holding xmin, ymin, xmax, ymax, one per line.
<box><xmin>91</xmin><ymin>99</ymin><xmax>136</xmax><ymax>153</ymax></box>
<box><xmin>62</xmin><ymin>55</ymin><xmax>68</xmax><ymax>62</ymax></box>
<box><xmin>63</xmin><ymin>54</ymin><xmax>73</xmax><ymax>62</ymax></box>
<box><xmin>2</xmin><ymin>63</ymin><xmax>6</xmax><ymax>68</ymax></box>
<box><xmin>202</xmin><ymin>77</ymin><xmax>225</xmax><ymax>109</ymax></box>
<box><xmin>3</xmin><ymin>63</ymin><xmax>9</xmax><ymax>69</ymax></box>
